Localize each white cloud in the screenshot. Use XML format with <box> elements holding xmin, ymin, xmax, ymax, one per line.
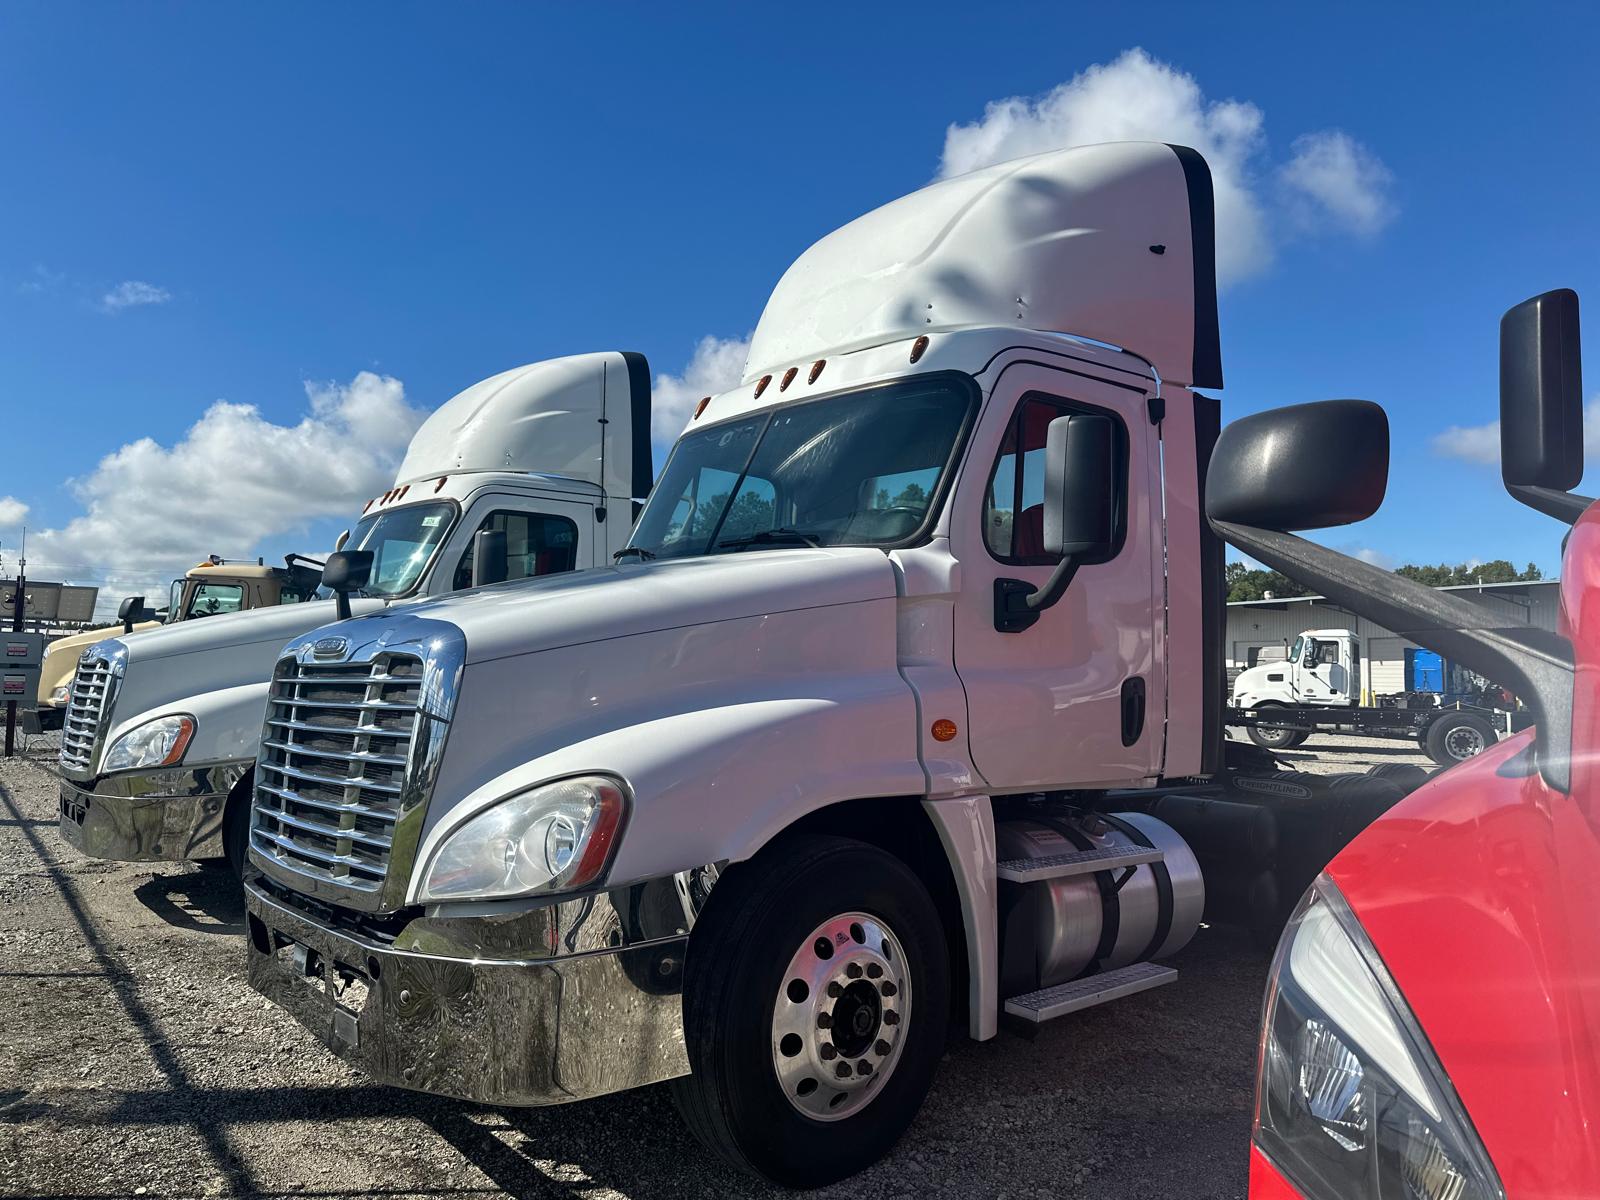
<box><xmin>937</xmin><ymin>48</ymin><xmax>1395</xmax><ymax>284</ymax></box>
<box><xmin>1434</xmin><ymin>396</ymin><xmax>1600</xmax><ymax>466</ymax></box>
<box><xmin>1279</xmin><ymin>131</ymin><xmax>1396</xmax><ymax>237</ymax></box>
<box><xmin>651</xmin><ymin>334</ymin><xmax>751</xmax><ymax>446</ymax></box>
<box><xmin>100</xmin><ymin>280</ymin><xmax>172</xmax><ymax>313</ymax></box>
<box><xmin>0</xmin><ymin>497</ymin><xmax>27</xmax><ymax>528</ymax></box>
<box><xmin>25</xmin><ymin>372</ymin><xmax>425</xmax><ymax>601</ymax></box>
<box><xmin>1352</xmin><ymin>546</ymin><xmax>1396</xmax><ymax>569</ymax></box>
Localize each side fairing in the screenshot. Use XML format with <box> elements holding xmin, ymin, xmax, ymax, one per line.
<box><xmin>410</xmin><ymin>595</ymin><xmax>925</xmax><ymax>897</ymax></box>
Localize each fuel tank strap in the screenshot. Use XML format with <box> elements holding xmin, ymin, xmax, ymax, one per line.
<box><xmin>1099</xmin><ymin>812</ymin><xmax>1175</xmax><ymax>963</ymax></box>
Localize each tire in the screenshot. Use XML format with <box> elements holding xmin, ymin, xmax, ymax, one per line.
<box><xmin>1246</xmin><ymin>705</ymin><xmax>1303</xmax><ymax>751</ymax></box>
<box><xmin>1284</xmin><ymin>730</ymin><xmax>1311</xmax><ymax>749</ymax></box>
<box><xmin>1424</xmin><ymin>713</ymin><xmax>1497</xmax><ymax>766</ymax></box>
<box><xmin>220</xmin><ymin>770</ymin><xmax>254</xmax><ymax>879</ymax></box>
<box><xmin>671</xmin><ymin>834</ymin><xmax>950</xmax><ymax>1187</ymax></box>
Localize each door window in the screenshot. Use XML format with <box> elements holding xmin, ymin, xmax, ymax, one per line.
<box><xmin>453</xmin><ymin>510</ymin><xmax>582</xmax><ymax>590</ymax></box>
<box><xmin>983</xmin><ymin>394</ymin><xmax>1128</xmax><ymax>564</ymax></box>
<box><xmin>186</xmin><ymin>583</ymin><xmax>243</xmax><ymax>618</ymax></box>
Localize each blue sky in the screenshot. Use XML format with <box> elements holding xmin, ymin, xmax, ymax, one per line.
<box><xmin>4</xmin><ymin>2</ymin><xmax>1599</xmax><ymax>605</ymax></box>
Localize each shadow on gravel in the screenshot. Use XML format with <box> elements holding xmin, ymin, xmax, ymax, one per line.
<box><xmin>1276</xmin><ymin>744</ymin><xmax>1426</xmax><ymax>761</ymax></box>
<box><xmin>0</xmin><ymin>780</ymin><xmax>266</xmax><ymax>1195</ymax></box>
<box><xmin>133</xmin><ymin>863</ymin><xmax>247</xmax><ymax>933</ymax></box>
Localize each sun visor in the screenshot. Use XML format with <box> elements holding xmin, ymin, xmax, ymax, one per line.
<box><xmin>745</xmin><ymin>142</ymin><xmax>1221</xmax><ymax>390</ymax></box>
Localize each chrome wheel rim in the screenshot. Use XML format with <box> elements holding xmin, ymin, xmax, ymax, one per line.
<box><xmin>1445</xmin><ymin>726</ymin><xmax>1486</xmax><ymax>759</ymax></box>
<box><xmin>771</xmin><ymin>912</ymin><xmax>910</xmax><ymax>1121</ymax></box>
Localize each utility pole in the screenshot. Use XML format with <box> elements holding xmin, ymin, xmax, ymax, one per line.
<box><xmin>4</xmin><ymin>529</ymin><xmax>25</xmax><ymax>757</ymax></box>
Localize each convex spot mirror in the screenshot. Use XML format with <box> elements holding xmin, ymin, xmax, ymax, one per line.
<box><xmin>1500</xmin><ymin>288</ymin><xmax>1582</xmax><ymax>492</ymax></box>
<box><xmin>1206</xmin><ymin>400</ymin><xmax>1388</xmax><ymax>532</ymax></box>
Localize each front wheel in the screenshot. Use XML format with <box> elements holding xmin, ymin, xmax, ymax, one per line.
<box><xmin>671</xmin><ymin>835</ymin><xmax>950</xmax><ymax>1187</ymax></box>
<box><xmin>1246</xmin><ymin>705</ymin><xmax>1304</xmax><ymax>751</ymax></box>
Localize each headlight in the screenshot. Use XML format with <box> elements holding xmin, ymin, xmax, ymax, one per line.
<box><xmin>102</xmin><ymin>715</ymin><xmax>196</xmax><ymax>773</ymax></box>
<box><xmin>1256</xmin><ymin>878</ymin><xmax>1503</xmax><ymax>1200</ymax></box>
<box><xmin>49</xmin><ymin>686</ymin><xmax>70</xmax><ymax>705</ymax></box>
<box><xmin>419</xmin><ymin>775</ymin><xmax>628</xmax><ymax>902</ymax></box>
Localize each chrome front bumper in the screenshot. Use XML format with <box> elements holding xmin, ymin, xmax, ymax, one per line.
<box><xmin>57</xmin><ymin>761</ymin><xmax>249</xmax><ymax>862</ymax></box>
<box><xmin>244</xmin><ymin>880</ymin><xmax>693</xmax><ymax>1106</ymax></box>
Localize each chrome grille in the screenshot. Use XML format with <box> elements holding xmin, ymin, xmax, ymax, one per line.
<box><xmin>252</xmin><ymin>655</ymin><xmax>426</xmax><ymax>900</ymax></box>
<box><xmin>58</xmin><ymin>650</ymin><xmax>120</xmax><ymax>776</ymax></box>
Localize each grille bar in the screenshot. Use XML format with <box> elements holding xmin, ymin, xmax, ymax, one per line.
<box><xmin>250</xmin><ymin>653</ymin><xmax>425</xmax><ymax>901</ymax></box>
<box><xmin>58</xmin><ymin>654</ymin><xmax>119</xmax><ymax>775</ymax></box>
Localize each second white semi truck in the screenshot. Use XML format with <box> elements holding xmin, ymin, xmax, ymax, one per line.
<box><xmin>55</xmin><ymin>353</ymin><xmax>650</xmax><ymax>873</ymax></box>
<box><xmin>232</xmin><ymin>142</ymin><xmax>1356</xmax><ymax>1185</ymax></box>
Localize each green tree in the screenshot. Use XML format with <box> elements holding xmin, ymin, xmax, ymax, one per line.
<box><xmin>1394</xmin><ymin>560</ymin><xmax>1542</xmax><ymax>587</ymax></box>
<box><xmin>1225</xmin><ymin>562</ymin><xmax>1313</xmax><ymax>603</ymax></box>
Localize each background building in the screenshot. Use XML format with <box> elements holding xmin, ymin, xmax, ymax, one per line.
<box><xmin>1225</xmin><ymin>579</ymin><xmax>1559</xmax><ymax>696</ymax></box>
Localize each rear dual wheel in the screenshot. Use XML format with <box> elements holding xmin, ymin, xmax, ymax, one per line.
<box><xmin>1424</xmin><ymin>712</ymin><xmax>1497</xmax><ymax>766</ymax></box>
<box><xmin>672</xmin><ymin>835</ymin><xmax>949</xmax><ymax>1187</ymax></box>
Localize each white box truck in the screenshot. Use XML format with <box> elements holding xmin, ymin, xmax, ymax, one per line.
<box><xmin>239</xmin><ymin>143</ymin><xmax>1384</xmax><ymax>1184</ymax></box>
<box><xmin>55</xmin><ymin>352</ymin><xmax>650</xmax><ymax>872</ymax></box>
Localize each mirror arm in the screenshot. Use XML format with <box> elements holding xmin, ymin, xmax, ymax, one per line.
<box><xmin>1508</xmin><ymin>484</ymin><xmax>1594</xmax><ymax>526</ymax></box>
<box><xmin>1213</xmin><ymin>519</ymin><xmax>1575</xmax><ymax>792</ymax></box>
<box><xmin>993</xmin><ymin>556</ymin><xmax>1082</xmax><ymax>633</ymax></box>
<box><xmin>335</xmin><ymin>591</ymin><xmax>352</xmax><ymax>622</ymax></box>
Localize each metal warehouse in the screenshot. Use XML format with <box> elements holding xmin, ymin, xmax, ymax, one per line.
<box><xmin>1226</xmin><ymin>579</ymin><xmax>1561</xmax><ymax>696</ymax></box>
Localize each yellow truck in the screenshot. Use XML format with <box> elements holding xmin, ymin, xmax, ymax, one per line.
<box><xmin>31</xmin><ymin>554</ymin><xmax>322</xmax><ymax>729</ymax></box>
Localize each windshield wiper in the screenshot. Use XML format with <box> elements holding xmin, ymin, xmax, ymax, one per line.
<box><xmin>718</xmin><ymin>528</ymin><xmax>824</xmax><ymax>549</ymax></box>
<box><xmin>613</xmin><ymin>547</ymin><xmax>656</xmax><ymax>561</ymax></box>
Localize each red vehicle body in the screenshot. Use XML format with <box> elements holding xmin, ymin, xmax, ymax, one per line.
<box><xmin>1244</xmin><ymin>291</ymin><xmax>1600</xmax><ymax>1199</ymax></box>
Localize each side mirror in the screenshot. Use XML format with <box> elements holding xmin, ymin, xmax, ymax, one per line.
<box><xmin>1206</xmin><ymin>400</ymin><xmax>1388</xmax><ymax>531</ymax></box>
<box><xmin>1303</xmin><ymin>642</ymin><xmax>1321</xmax><ymax>668</ymax></box>
<box><xmin>322</xmin><ymin>550</ymin><xmax>374</xmax><ymax>621</ymax></box>
<box><xmin>1500</xmin><ymin>289</ymin><xmax>1590</xmax><ymax>523</ymax></box>
<box><xmin>995</xmin><ymin>413</ymin><xmax>1118</xmax><ymax>632</ymax></box>
<box><xmin>118</xmin><ymin>595</ymin><xmax>147</xmax><ymax>634</ymax></box>
<box><xmin>471</xmin><ymin>529</ymin><xmax>509</xmax><ymax>588</ymax></box>
<box><xmin>333</xmin><ymin>528</ymin><xmax>352</xmax><ymax>552</ymax></box>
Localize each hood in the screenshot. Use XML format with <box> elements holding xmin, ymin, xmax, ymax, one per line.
<box><xmin>1327</xmin><ymin>732</ymin><xmax>1600</xmax><ymax>1196</ymax></box>
<box><xmin>1230</xmin><ymin>662</ymin><xmax>1278</xmax><ymax>699</ymax></box>
<box><xmin>341</xmin><ymin>547</ymin><xmax>899</xmax><ymax>665</ymax></box>
<box><xmin>119</xmin><ymin>597</ymin><xmax>385</xmax><ymax>666</ymax></box>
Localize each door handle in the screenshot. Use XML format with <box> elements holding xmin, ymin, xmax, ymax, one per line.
<box><xmin>1120</xmin><ymin>677</ymin><xmax>1146</xmax><ymax>746</ymax></box>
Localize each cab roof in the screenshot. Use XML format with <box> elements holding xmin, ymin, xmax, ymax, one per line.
<box><xmin>743</xmin><ymin>142</ymin><xmax>1222</xmax><ymax>391</ymax></box>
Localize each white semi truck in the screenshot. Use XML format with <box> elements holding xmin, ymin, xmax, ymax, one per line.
<box><xmin>55</xmin><ymin>353</ymin><xmax>650</xmax><ymax>873</ymax></box>
<box><xmin>1230</xmin><ymin>628</ymin><xmax>1520</xmax><ymax>763</ymax></box>
<box><xmin>237</xmin><ymin>143</ymin><xmax>1394</xmax><ymax>1185</ymax></box>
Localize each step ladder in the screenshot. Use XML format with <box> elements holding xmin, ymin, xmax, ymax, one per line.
<box><xmin>995</xmin><ymin>844</ymin><xmax>1163</xmax><ymax>883</ymax></box>
<box><xmin>1004</xmin><ymin>962</ymin><xmax>1178</xmax><ymax>1023</ymax></box>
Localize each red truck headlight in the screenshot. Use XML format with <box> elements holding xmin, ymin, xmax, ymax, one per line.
<box><xmin>1254</xmin><ymin>879</ymin><xmax>1503</xmax><ymax>1200</ymax></box>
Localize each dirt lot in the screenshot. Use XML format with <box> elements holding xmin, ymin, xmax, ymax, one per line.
<box><xmin>0</xmin><ymin>732</ymin><xmax>1434</xmax><ymax>1200</ymax></box>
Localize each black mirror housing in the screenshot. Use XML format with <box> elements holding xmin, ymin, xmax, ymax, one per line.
<box><xmin>118</xmin><ymin>594</ymin><xmax>147</xmax><ymax>633</ymax></box>
<box><xmin>1042</xmin><ymin>413</ymin><xmax>1117</xmax><ymax>559</ymax></box>
<box><xmin>1206</xmin><ymin>400</ymin><xmax>1388</xmax><ymax>532</ymax></box>
<box><xmin>1500</xmin><ymin>288</ymin><xmax>1582</xmax><ymax>491</ymax></box>
<box><xmin>471</xmin><ymin>529</ymin><xmax>509</xmax><ymax>588</ymax></box>
<box><xmin>322</xmin><ymin>550</ymin><xmax>374</xmax><ymax>621</ymax></box>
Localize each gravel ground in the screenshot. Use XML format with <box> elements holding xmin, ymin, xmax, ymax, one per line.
<box><xmin>0</xmin><ymin>731</ymin><xmax>1434</xmax><ymax>1200</ymax></box>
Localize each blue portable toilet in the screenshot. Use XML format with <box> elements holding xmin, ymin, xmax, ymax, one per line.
<box><xmin>1407</xmin><ymin>647</ymin><xmax>1444</xmax><ymax>692</ymax></box>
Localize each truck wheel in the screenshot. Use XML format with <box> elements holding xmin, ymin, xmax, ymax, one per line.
<box><xmin>1246</xmin><ymin>705</ymin><xmax>1302</xmax><ymax>751</ymax></box>
<box><xmin>671</xmin><ymin>835</ymin><xmax>950</xmax><ymax>1187</ymax></box>
<box><xmin>221</xmin><ymin>770</ymin><xmax>253</xmax><ymax>879</ymax></box>
<box><xmin>1424</xmin><ymin>713</ymin><xmax>1497</xmax><ymax>766</ymax></box>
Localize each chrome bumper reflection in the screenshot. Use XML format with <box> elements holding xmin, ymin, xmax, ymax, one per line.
<box><xmin>244</xmin><ymin>881</ymin><xmax>691</xmax><ymax>1106</ymax></box>
<box><xmin>57</xmin><ymin>761</ymin><xmax>249</xmax><ymax>862</ymax></box>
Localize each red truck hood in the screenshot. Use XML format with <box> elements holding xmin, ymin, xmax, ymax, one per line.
<box><xmin>1326</xmin><ymin>730</ymin><xmax>1600</xmax><ymax>1197</ymax></box>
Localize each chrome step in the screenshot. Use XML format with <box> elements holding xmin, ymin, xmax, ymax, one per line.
<box><xmin>995</xmin><ymin>845</ymin><xmax>1163</xmax><ymax>883</ymax></box>
<box><xmin>1003</xmin><ymin>962</ymin><xmax>1178</xmax><ymax>1023</ymax></box>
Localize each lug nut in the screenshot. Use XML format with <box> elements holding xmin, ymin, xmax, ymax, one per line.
<box><xmin>880</xmin><ymin>981</ymin><xmax>898</xmax><ymax>997</ymax></box>
<box><xmin>875</xmin><ymin>1039</ymin><xmax>891</xmax><ymax>1055</ymax></box>
<box><xmin>816</xmin><ymin>1012</ymin><xmax>831</xmax><ymax>1029</ymax></box>
<box><xmin>846</xmin><ymin>963</ymin><xmax>863</xmax><ymax>979</ymax></box>
<box><xmin>827</xmin><ymin>981</ymin><xmax>843</xmax><ymax>998</ymax></box>
<box><xmin>836</xmin><ymin>1062</ymin><xmax>852</xmax><ymax>1079</ymax></box>
<box><xmin>820</xmin><ymin>1043</ymin><xmax>837</xmax><ymax>1061</ymax></box>
<box><xmin>867</xmin><ymin>963</ymin><xmax>883</xmax><ymax>979</ymax></box>
<box><xmin>884</xmin><ymin>1010</ymin><xmax>900</xmax><ymax>1026</ymax></box>
<box><xmin>857</xmin><ymin>1060</ymin><xmax>872</xmax><ymax>1075</ymax></box>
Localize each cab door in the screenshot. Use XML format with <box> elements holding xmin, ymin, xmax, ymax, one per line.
<box><xmin>950</xmin><ymin>363</ymin><xmax>1162</xmax><ymax>790</ymax></box>
<box><xmin>430</xmin><ymin>491</ymin><xmax>595</xmax><ymax>596</ymax></box>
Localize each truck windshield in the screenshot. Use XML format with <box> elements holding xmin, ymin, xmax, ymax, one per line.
<box><xmin>628</xmin><ymin>378</ymin><xmax>973</xmax><ymax>560</ymax></box>
<box><xmin>348</xmin><ymin>501</ymin><xmax>456</xmax><ymax>597</ymax></box>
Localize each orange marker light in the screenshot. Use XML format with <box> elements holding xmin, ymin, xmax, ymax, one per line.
<box><xmin>694</xmin><ymin>396</ymin><xmax>712</xmax><ymax>420</ymax></box>
<box><xmin>931</xmin><ymin>719</ymin><xmax>958</xmax><ymax>742</ymax></box>
<box><xmin>754</xmin><ymin>374</ymin><xmax>772</xmax><ymax>399</ymax></box>
<box><xmin>434</xmin><ymin>476</ymin><xmax>449</xmax><ymax>493</ymax></box>
<box><xmin>808</xmin><ymin>359</ymin><xmax>826</xmax><ymax>384</ymax></box>
<box><xmin>910</xmin><ymin>335</ymin><xmax>930</xmax><ymax>364</ymax></box>
<box><xmin>780</xmin><ymin>366</ymin><xmax>798</xmax><ymax>391</ymax></box>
